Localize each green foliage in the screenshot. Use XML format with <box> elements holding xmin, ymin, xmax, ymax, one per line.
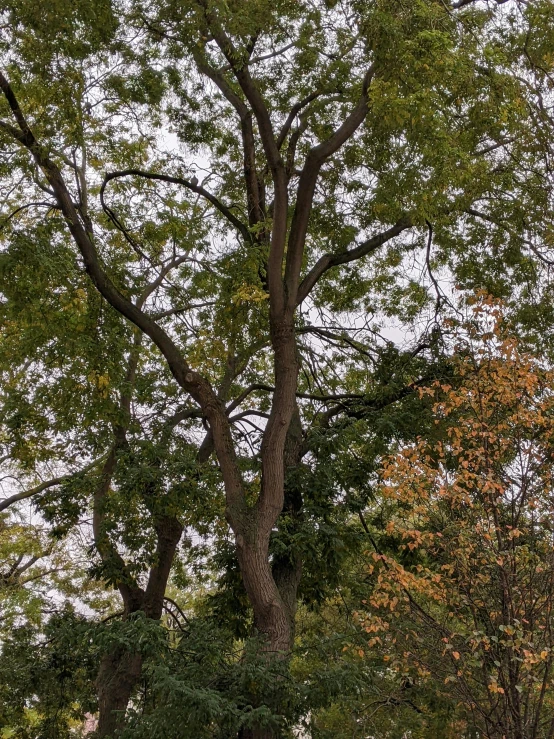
<box><xmin>121</xmin><ymin>622</ymin><xmax>299</xmax><ymax>739</ymax></box>
<box><xmin>0</xmin><ymin>610</ymin><xmax>97</xmax><ymax>738</ymax></box>
<box><xmin>1</xmin><ymin>0</ymin><xmax>554</xmax><ymax>736</ymax></box>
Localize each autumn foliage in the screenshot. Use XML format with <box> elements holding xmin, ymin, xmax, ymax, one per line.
<box><xmin>361</xmin><ymin>300</ymin><xmax>554</xmax><ymax>738</ymax></box>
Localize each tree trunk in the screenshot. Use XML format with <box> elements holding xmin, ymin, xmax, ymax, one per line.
<box><xmin>238</xmin><ymin>728</ymin><xmax>276</xmax><ymax>739</ymax></box>
<box><xmin>237</xmin><ymin>534</ymin><xmax>294</xmax><ymax>653</ymax></box>
<box><xmin>95</xmin><ymin>516</ymin><xmax>183</xmax><ymax>737</ymax></box>
<box><xmin>236</xmin><ymin>409</ymin><xmax>305</xmax><ymax>739</ymax></box>
<box><xmin>96</xmin><ymin>649</ymin><xmax>143</xmax><ymax>738</ymax></box>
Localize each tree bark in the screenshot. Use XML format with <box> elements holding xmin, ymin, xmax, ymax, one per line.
<box><xmin>272</xmin><ymin>405</ymin><xmax>304</xmax><ymax>638</ymax></box>
<box><xmin>236</xmin><ymin>410</ymin><xmax>305</xmax><ymax>739</ymax></box>
<box><xmin>95</xmin><ymin>516</ymin><xmax>183</xmax><ymax>737</ymax></box>
<box><xmin>96</xmin><ymin>649</ymin><xmax>144</xmax><ymax>738</ymax></box>
<box><xmin>238</xmin><ymin>729</ymin><xmax>276</xmax><ymax>739</ymax></box>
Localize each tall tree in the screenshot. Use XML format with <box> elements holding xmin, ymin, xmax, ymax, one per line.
<box><xmin>1</xmin><ymin>0</ymin><xmax>554</xmax><ymax>735</ymax></box>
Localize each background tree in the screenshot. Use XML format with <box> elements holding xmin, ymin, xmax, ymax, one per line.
<box><xmin>359</xmin><ymin>299</ymin><xmax>554</xmax><ymax>738</ymax></box>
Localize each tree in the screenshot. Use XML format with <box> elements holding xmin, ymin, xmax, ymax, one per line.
<box><xmin>1</xmin><ymin>0</ymin><xmax>554</xmax><ymax>735</ymax></box>
<box><xmin>359</xmin><ymin>298</ymin><xmax>554</xmax><ymax>738</ymax></box>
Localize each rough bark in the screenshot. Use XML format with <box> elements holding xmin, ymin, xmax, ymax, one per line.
<box><xmin>235</xmin><ymin>410</ymin><xmax>305</xmax><ymax>739</ymax></box>
<box><xmin>272</xmin><ymin>406</ymin><xmax>304</xmax><ymax>636</ymax></box>
<box><xmin>233</xmin><ymin>320</ymin><xmax>299</xmax><ymax>658</ymax></box>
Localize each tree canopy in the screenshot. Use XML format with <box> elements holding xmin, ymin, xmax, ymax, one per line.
<box><xmin>1</xmin><ymin>0</ymin><xmax>554</xmax><ymax>737</ymax></box>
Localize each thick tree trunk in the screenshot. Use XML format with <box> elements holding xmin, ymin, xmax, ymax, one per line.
<box><xmin>232</xmin><ymin>322</ymin><xmax>299</xmax><ymax>657</ymax></box>
<box><xmin>270</xmin><ymin>404</ymin><xmax>304</xmax><ymax>643</ymax></box>
<box><xmin>236</xmin><ymin>408</ymin><xmax>305</xmax><ymax>739</ymax></box>
<box><xmin>237</xmin><ymin>534</ymin><xmax>294</xmax><ymax>654</ymax></box>
<box><xmin>96</xmin><ymin>650</ymin><xmax>143</xmax><ymax>738</ymax></box>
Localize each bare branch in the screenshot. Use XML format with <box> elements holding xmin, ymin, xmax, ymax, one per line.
<box><xmin>163</xmin><ymin>596</ymin><xmax>190</xmax><ymax>624</ymax></box>
<box><xmin>425</xmin><ymin>220</ymin><xmax>442</xmax><ymax>311</ymax></box>
<box><xmin>226</xmin><ymin>383</ymin><xmax>274</xmax><ymax>414</ymax></box>
<box><xmin>298</xmin><ymin>325</ymin><xmax>376</xmax><ymax>359</ymax></box>
<box><xmin>451</xmin><ymin>0</ymin><xmax>511</xmax><ymax>7</ymax></box>
<box><xmin>138</xmin><ymin>255</ymin><xmax>192</xmax><ymax>308</ymax></box>
<box><xmin>475</xmin><ymin>137</ymin><xmax>515</xmax><ymax>157</ymax></box>
<box><xmin>191</xmin><ymin>51</ymin><xmax>265</xmax><ymax>227</ymax></box>
<box><xmin>150</xmin><ymin>301</ymin><xmax>217</xmax><ymax>320</ymax></box>
<box><xmin>8</xmin><ymin>554</ymin><xmax>42</xmax><ymax>579</ymax></box>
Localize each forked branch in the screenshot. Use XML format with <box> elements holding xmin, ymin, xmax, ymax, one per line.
<box><xmin>285</xmin><ymin>65</ymin><xmax>376</xmax><ymax>305</ymax></box>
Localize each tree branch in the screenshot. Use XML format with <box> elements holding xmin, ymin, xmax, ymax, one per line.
<box><xmin>0</xmin><ymin>200</ymin><xmax>60</xmax><ymax>231</ymax></box>
<box><xmin>225</xmin><ymin>382</ymin><xmax>365</xmax><ymax>416</ymax></box>
<box><xmin>466</xmin><ymin>208</ymin><xmax>554</xmax><ymax>266</ymax></box>
<box><xmin>0</xmin><ymin>458</ymin><xmax>104</xmax><ymax>513</ymax></box>
<box><xmin>0</xmin><ymin>69</ymin><xmax>247</xmax><ymax>525</ymax></box>
<box><xmin>451</xmin><ymin>0</ymin><xmax>511</xmax><ymax>7</ymax></box>
<box><xmin>163</xmin><ymin>596</ymin><xmax>190</xmax><ymax>624</ymax></box>
<box><xmin>297</xmin><ymin>325</ymin><xmax>377</xmax><ymax>359</ymax></box>
<box><xmin>229</xmin><ymin>409</ymin><xmax>271</xmax><ymax>424</ymax></box>
<box><xmin>220</xmin><ymin>41</ymin><xmax>297</xmax><ymax>72</ymax></box>
<box><xmin>189</xmin><ymin>43</ymin><xmax>265</xmax><ymax>228</ymax></box>
<box><xmin>276</xmin><ymin>90</ymin><xmax>322</xmax><ymax>149</ymax></box>
<box><xmin>285</xmin><ymin>65</ymin><xmax>376</xmax><ymax>306</ymax></box>
<box><xmin>101</xmin><ymin>169</ymin><xmax>251</xmax><ymax>243</ymax></box>
<box><xmin>200</xmin><ymin>5</ymin><xmax>288</xmax><ymax>314</ymax></box>
<box><xmin>296</xmin><ymin>216</ymin><xmax>412</xmax><ymax>305</ymax></box>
